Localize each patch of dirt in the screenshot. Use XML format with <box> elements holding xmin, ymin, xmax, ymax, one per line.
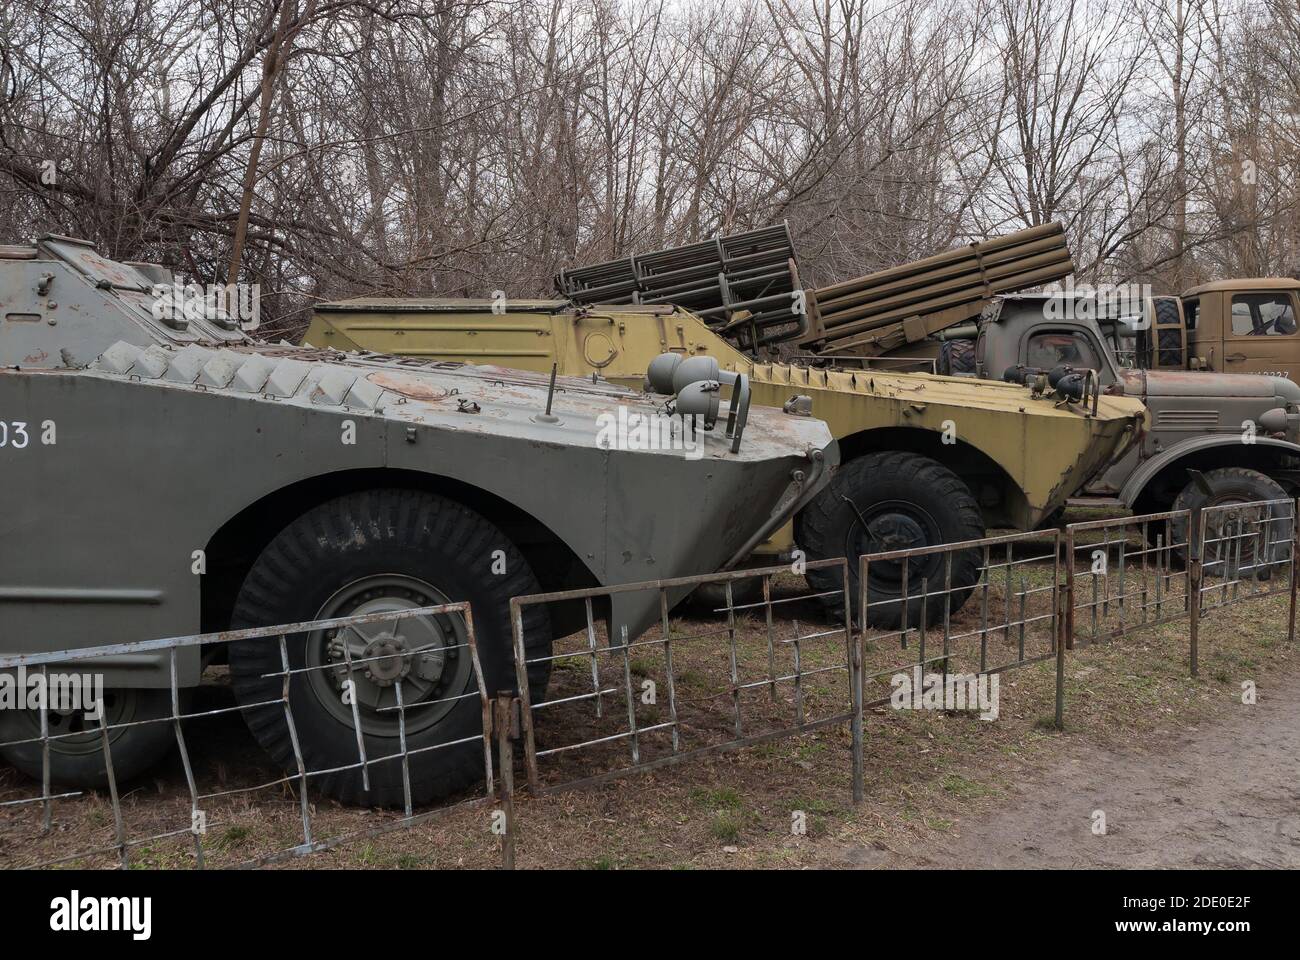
<box><xmin>844</xmin><ymin>669</ymin><xmax>1300</xmax><ymax>869</ymax></box>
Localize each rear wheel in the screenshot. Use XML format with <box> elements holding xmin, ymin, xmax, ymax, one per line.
<box><xmin>1171</xmin><ymin>468</ymin><xmax>1293</xmax><ymax>578</ymax></box>
<box><xmin>229</xmin><ymin>489</ymin><xmax>551</xmax><ymax>807</ymax></box>
<box><xmin>797</xmin><ymin>451</ymin><xmax>984</xmax><ymax>629</ymax></box>
<box><xmin>687</xmin><ymin>577</ymin><xmax>764</xmax><ymax>616</ymax></box>
<box><xmin>0</xmin><ymin>688</ymin><xmax>176</xmax><ymax>788</ymax></box>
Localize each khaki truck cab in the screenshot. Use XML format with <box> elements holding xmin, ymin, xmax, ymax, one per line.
<box><xmin>1178</xmin><ymin>279</ymin><xmax>1300</xmax><ymax>380</ymax></box>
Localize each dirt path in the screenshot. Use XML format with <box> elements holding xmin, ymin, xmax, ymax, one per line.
<box><xmin>845</xmin><ymin>673</ymin><xmax>1300</xmax><ymax>869</ymax></box>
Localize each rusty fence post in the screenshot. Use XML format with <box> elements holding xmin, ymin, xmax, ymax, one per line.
<box><xmin>1290</xmin><ymin>498</ymin><xmax>1299</xmax><ymax>644</ymax></box>
<box><xmin>1054</xmin><ymin>579</ymin><xmax>1068</xmax><ymax>730</ymax></box>
<box><xmin>1188</xmin><ymin>507</ymin><xmax>1202</xmax><ymax>678</ymax></box>
<box><xmin>95</xmin><ymin>703</ymin><xmax>128</xmax><ymax>869</ymax></box>
<box><xmin>1064</xmin><ymin>527</ymin><xmax>1076</xmax><ymax>651</ymax></box>
<box><xmin>843</xmin><ymin>563</ymin><xmax>864</xmax><ymax>805</ymax></box>
<box><xmin>509</xmin><ymin>599</ymin><xmax>541</xmax><ymax>794</ymax></box>
<box><xmin>495</xmin><ymin>693</ymin><xmax>518</xmax><ymax>870</ymax></box>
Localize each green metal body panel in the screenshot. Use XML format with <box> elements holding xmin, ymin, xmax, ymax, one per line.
<box><xmin>1</xmin><ymin>240</ymin><xmax>836</xmax><ymax>686</ymax></box>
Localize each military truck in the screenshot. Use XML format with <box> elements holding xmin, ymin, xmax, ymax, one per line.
<box><xmin>971</xmin><ymin>293</ymin><xmax>1300</xmax><ymax>535</ymax></box>
<box><xmin>0</xmin><ymin>235</ymin><xmax>836</xmax><ymax>806</ymax></box>
<box><xmin>969</xmin><ymin>278</ymin><xmax>1300</xmax><ymax>385</ymax></box>
<box><xmin>303</xmin><ymin>297</ymin><xmax>1148</xmax><ymax>628</ymax></box>
<box><xmin>1127</xmin><ymin>279</ymin><xmax>1300</xmax><ymax>380</ymax></box>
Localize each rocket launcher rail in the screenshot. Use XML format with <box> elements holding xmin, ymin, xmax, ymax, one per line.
<box><xmin>555</xmin><ymin>223</ymin><xmax>805</xmax><ymax>351</ymax></box>
<box><xmin>802</xmin><ymin>222</ymin><xmax>1073</xmax><ymax>356</ymax></box>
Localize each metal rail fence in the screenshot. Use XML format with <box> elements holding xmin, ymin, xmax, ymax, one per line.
<box><xmin>2</xmin><ymin>562</ymin><xmax>865</xmax><ymax>870</ymax></box>
<box><xmin>2</xmin><ymin>502</ymin><xmax>1297</xmax><ymax>870</ymax></box>
<box><xmin>857</xmin><ymin>528</ymin><xmax>1065</xmax><ymax>724</ymax></box>
<box><xmin>1063</xmin><ymin>498</ymin><xmax>1297</xmax><ymax>676</ymax></box>
<box><xmin>505</xmin><ymin>559</ymin><xmax>863</xmax><ymax>805</ymax></box>
<box><xmin>0</xmin><ymin>603</ymin><xmax>502</xmax><ymax>869</ymax></box>
<box><xmin>1064</xmin><ymin>510</ymin><xmax>1193</xmax><ymax>651</ymax></box>
<box><xmin>855</xmin><ymin>499</ymin><xmax>1297</xmax><ymax>742</ymax></box>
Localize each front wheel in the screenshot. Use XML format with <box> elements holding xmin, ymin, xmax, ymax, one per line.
<box><xmin>228</xmin><ymin>489</ymin><xmax>551</xmax><ymax>807</ymax></box>
<box><xmin>796</xmin><ymin>451</ymin><xmax>985</xmax><ymax>629</ymax></box>
<box><xmin>1171</xmin><ymin>468</ymin><xmax>1293</xmax><ymax>578</ymax></box>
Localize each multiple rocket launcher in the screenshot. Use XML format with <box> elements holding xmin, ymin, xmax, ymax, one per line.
<box><xmin>556</xmin><ymin>222</ymin><xmax>1074</xmax><ymax>358</ymax></box>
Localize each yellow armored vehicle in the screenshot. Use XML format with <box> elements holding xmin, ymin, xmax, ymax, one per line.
<box><xmin>304</xmin><ymin>297</ymin><xmax>1147</xmax><ymax>627</ymax></box>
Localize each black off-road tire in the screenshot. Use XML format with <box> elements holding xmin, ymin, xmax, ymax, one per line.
<box><xmin>796</xmin><ymin>451</ymin><xmax>985</xmax><ymax>629</ymax></box>
<box><xmin>687</xmin><ymin>577</ymin><xmax>764</xmax><ymax>616</ymax></box>
<box><xmin>1151</xmin><ymin>296</ymin><xmax>1185</xmax><ymax>367</ymax></box>
<box><xmin>0</xmin><ymin>688</ymin><xmax>177</xmax><ymax>789</ymax></box>
<box><xmin>1170</xmin><ymin>467</ymin><xmax>1292</xmax><ymax>575</ymax></box>
<box><xmin>228</xmin><ymin>489</ymin><xmax>551</xmax><ymax>807</ymax></box>
<box><xmin>940</xmin><ymin>339</ymin><xmax>977</xmax><ymax>376</ymax></box>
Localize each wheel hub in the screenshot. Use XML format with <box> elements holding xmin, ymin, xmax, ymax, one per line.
<box><xmin>1202</xmin><ymin>501</ymin><xmax>1269</xmax><ymax>570</ymax></box>
<box><xmin>362</xmin><ymin>635</ymin><xmax>411</xmax><ymax>686</ymax></box>
<box><xmin>7</xmin><ymin>690</ymin><xmax>131</xmax><ymax>755</ymax></box>
<box><xmin>867</xmin><ymin>514</ymin><xmax>927</xmax><ymax>553</ymax></box>
<box><xmin>309</xmin><ymin>574</ymin><xmax>469</xmax><ymax>736</ymax></box>
<box><xmin>847</xmin><ymin>500</ymin><xmax>941</xmax><ymax>587</ymax></box>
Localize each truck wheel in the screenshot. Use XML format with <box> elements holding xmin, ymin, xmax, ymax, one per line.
<box><xmin>228</xmin><ymin>489</ymin><xmax>551</xmax><ymax>807</ymax></box>
<box><xmin>1171</xmin><ymin>468</ymin><xmax>1293</xmax><ymax>576</ymax></box>
<box><xmin>687</xmin><ymin>577</ymin><xmax>764</xmax><ymax>616</ymax></box>
<box><xmin>796</xmin><ymin>452</ymin><xmax>984</xmax><ymax>629</ymax></box>
<box><xmin>940</xmin><ymin>339</ymin><xmax>976</xmax><ymax>376</ymax></box>
<box><xmin>0</xmin><ymin>688</ymin><xmax>176</xmax><ymax>788</ymax></box>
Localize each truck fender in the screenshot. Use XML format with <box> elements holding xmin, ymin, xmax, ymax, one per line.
<box><xmin>1120</xmin><ymin>435</ymin><xmax>1300</xmax><ymax>507</ymax></box>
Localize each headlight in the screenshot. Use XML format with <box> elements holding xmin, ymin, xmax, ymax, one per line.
<box><xmin>646</xmin><ymin>352</ymin><xmax>751</xmax><ymax>453</ymax></box>
<box><xmin>1257</xmin><ymin>405</ymin><xmax>1300</xmax><ymax>440</ymax></box>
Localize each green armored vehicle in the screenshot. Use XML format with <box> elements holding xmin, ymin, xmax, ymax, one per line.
<box><xmin>0</xmin><ymin>235</ymin><xmax>835</xmax><ymax>806</ymax></box>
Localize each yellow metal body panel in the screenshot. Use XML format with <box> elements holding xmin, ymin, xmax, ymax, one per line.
<box><xmin>305</xmin><ymin>301</ymin><xmax>1147</xmax><ymax>538</ymax></box>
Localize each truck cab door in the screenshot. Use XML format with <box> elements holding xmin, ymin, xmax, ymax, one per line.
<box><xmin>1180</xmin><ymin>297</ymin><xmax>1211</xmax><ymax>369</ymax></box>
<box><xmin>1221</xmin><ymin>290</ymin><xmax>1300</xmax><ymax>381</ymax></box>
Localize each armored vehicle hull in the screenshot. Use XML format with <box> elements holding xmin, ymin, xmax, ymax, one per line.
<box><xmin>305</xmin><ymin>299</ymin><xmax>1148</xmax><ymax>628</ymax></box>
<box><xmin>0</xmin><ymin>237</ymin><xmax>835</xmax><ymax>805</ymax></box>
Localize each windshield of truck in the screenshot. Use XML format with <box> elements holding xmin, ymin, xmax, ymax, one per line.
<box><xmin>1026</xmin><ymin>330</ymin><xmax>1105</xmax><ymax>372</ymax></box>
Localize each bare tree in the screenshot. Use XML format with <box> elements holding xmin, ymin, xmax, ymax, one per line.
<box><xmin>0</xmin><ymin>0</ymin><xmax>1289</xmax><ymax>335</ymax></box>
